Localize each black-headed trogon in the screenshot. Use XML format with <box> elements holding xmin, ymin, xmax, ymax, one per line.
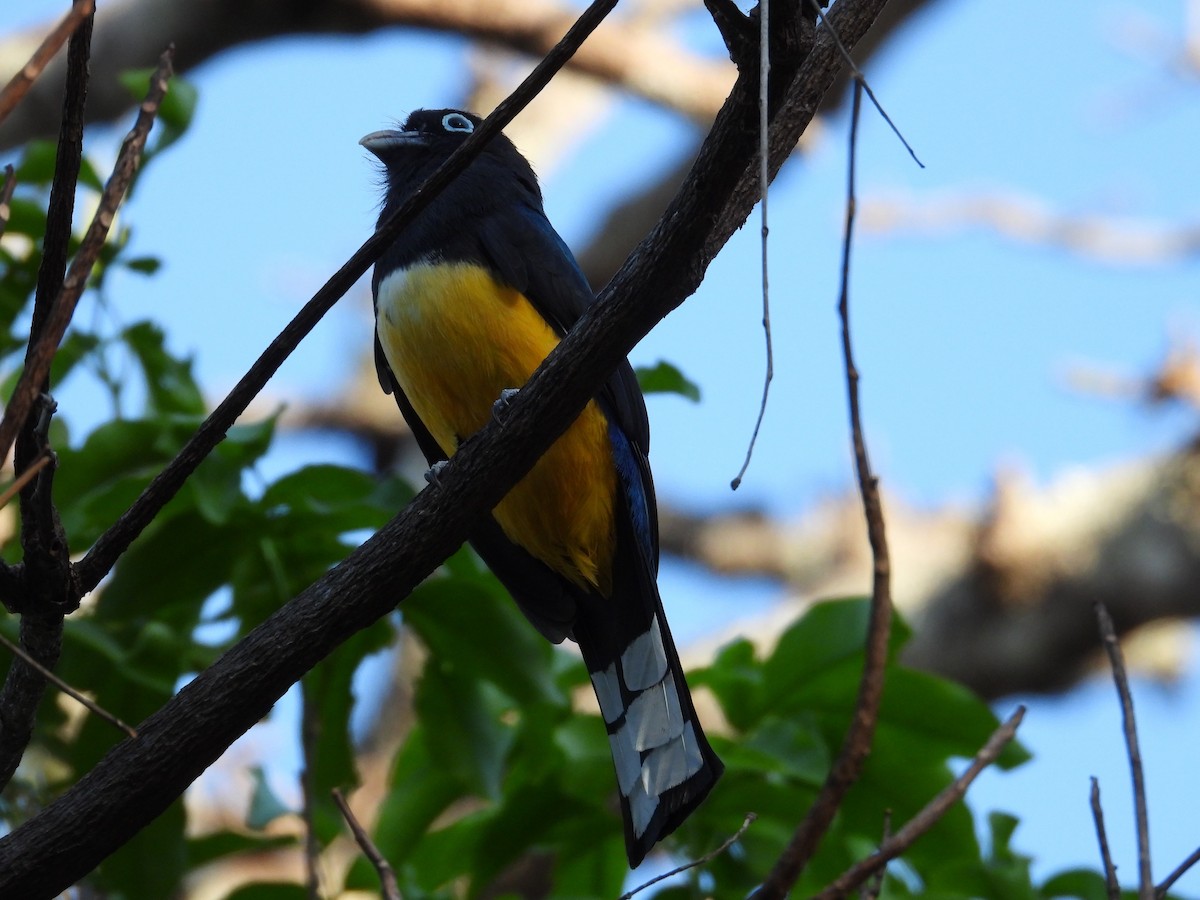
<box><xmin>362</xmin><ymin>108</ymin><xmax>722</xmax><ymax>868</ymax></box>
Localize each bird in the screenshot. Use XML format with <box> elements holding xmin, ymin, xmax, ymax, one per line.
<box><xmin>361</xmin><ymin>108</ymin><xmax>722</xmax><ymax>868</ymax></box>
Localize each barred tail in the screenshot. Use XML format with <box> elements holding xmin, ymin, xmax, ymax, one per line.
<box><xmin>575</xmin><ymin>594</ymin><xmax>723</xmax><ymax>868</ymax></box>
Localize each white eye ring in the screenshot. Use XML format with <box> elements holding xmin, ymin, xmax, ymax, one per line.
<box><xmin>442</xmin><ymin>113</ymin><xmax>474</xmax><ymax>133</ymax></box>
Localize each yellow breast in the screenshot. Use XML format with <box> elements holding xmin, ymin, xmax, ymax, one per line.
<box><xmin>376</xmin><ymin>260</ymin><xmax>616</xmax><ymax>594</ymax></box>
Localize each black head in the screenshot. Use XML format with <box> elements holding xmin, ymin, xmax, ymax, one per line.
<box><xmin>360</xmin><ymin>108</ymin><xmax>540</xmax><ymax>206</ymax></box>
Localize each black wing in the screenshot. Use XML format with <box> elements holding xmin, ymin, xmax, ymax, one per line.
<box><xmin>476</xmin><ymin>202</ymin><xmax>658</xmax><ymax>568</ymax></box>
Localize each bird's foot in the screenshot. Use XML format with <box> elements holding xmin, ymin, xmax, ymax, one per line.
<box><xmin>424</xmin><ymin>459</ymin><xmax>449</xmax><ymax>485</ymax></box>
<box><xmin>492</xmin><ymin>388</ymin><xmax>520</xmax><ymax>425</ymax></box>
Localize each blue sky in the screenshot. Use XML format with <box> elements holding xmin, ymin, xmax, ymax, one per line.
<box><xmin>2</xmin><ymin>0</ymin><xmax>1199</xmax><ymax>892</ymax></box>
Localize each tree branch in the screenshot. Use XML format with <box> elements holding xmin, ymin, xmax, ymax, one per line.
<box><xmin>0</xmin><ymin>0</ymin><xmax>94</xmax><ymax>126</ymax></box>
<box><xmin>1096</xmin><ymin>602</ymin><xmax>1154</xmax><ymax>899</ymax></box>
<box><xmin>0</xmin><ymin>5</ymin><xmax>95</xmax><ymax>791</ymax></box>
<box><xmin>753</xmin><ymin>76</ymin><xmax>892</xmax><ymax>900</ymax></box>
<box><xmin>332</xmin><ymin>788</ymin><xmax>401</xmax><ymax>900</ymax></box>
<box><xmin>1091</xmin><ymin>777</ymin><xmax>1121</xmax><ymax>900</ymax></box>
<box><xmin>810</xmin><ymin>706</ymin><xmax>1026</xmax><ymax>900</ymax></box>
<box><xmin>0</xmin><ymin>0</ymin><xmax>889</xmax><ymax>891</ymax></box>
<box><xmin>0</xmin><ymin>46</ymin><xmax>174</xmax><ymax>473</ymax></box>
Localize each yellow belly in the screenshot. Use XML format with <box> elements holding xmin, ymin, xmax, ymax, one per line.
<box><xmin>376</xmin><ymin>261</ymin><xmax>616</xmax><ymax>594</ymax></box>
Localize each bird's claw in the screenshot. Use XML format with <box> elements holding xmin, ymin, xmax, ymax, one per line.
<box><xmin>492</xmin><ymin>388</ymin><xmax>520</xmax><ymax>425</ymax></box>
<box><xmin>424</xmin><ymin>459</ymin><xmax>449</xmax><ymax>485</ymax></box>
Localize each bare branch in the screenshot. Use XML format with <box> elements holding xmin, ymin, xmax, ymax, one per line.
<box><xmin>0</xmin><ymin>0</ymin><xmax>94</xmax><ymax>126</ymax></box>
<box><xmin>810</xmin><ymin>706</ymin><xmax>1027</xmax><ymax>900</ymax></box>
<box><xmin>0</xmin><ymin>631</ymin><xmax>136</xmax><ymax>739</ymax></box>
<box><xmin>1096</xmin><ymin>602</ymin><xmax>1154</xmax><ymax>899</ymax></box>
<box><xmin>620</xmin><ymin>812</ymin><xmax>757</xmax><ymax>900</ymax></box>
<box><xmin>804</xmin><ymin>0</ymin><xmax>922</xmax><ymax>166</ymax></box>
<box><xmin>0</xmin><ymin>47</ymin><xmax>174</xmax><ymax>473</ymax></box>
<box><xmin>860</xmin><ymin>810</ymin><xmax>891</xmax><ymax>900</ymax></box>
<box><xmin>754</xmin><ymin>78</ymin><xmax>894</xmax><ymax>900</ymax></box>
<box><xmin>1157</xmin><ymin>845</ymin><xmax>1200</xmax><ymax>899</ymax></box>
<box><xmin>1091</xmin><ymin>777</ymin><xmax>1121</xmax><ymax>900</ymax></box>
<box><xmin>0</xmin><ymin>451</ymin><xmax>50</xmax><ymax>510</ymax></box>
<box><xmin>332</xmin><ymin>788</ymin><xmax>401</xmax><ymax>900</ymax></box>
<box><xmin>730</xmin><ymin>0</ymin><xmax>774</xmax><ymax>491</ymax></box>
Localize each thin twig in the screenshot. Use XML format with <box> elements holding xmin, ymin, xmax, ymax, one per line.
<box><xmin>0</xmin><ymin>0</ymin><xmax>95</xmax><ymax>126</ymax></box>
<box><xmin>0</xmin><ymin>632</ymin><xmax>136</xmax><ymax>738</ymax></box>
<box><xmin>620</xmin><ymin>813</ymin><xmax>757</xmax><ymax>900</ymax></box>
<box><xmin>332</xmin><ymin>788</ymin><xmax>402</xmax><ymax>900</ymax></box>
<box><xmin>1091</xmin><ymin>777</ymin><xmax>1121</xmax><ymax>900</ymax></box>
<box><xmin>0</xmin><ymin>165</ymin><xmax>16</xmax><ymax>241</ymax></box>
<box><xmin>810</xmin><ymin>707</ymin><xmax>1026</xmax><ymax>900</ymax></box>
<box><xmin>1157</xmin><ymin>845</ymin><xmax>1200</xmax><ymax>899</ymax></box>
<box><xmin>731</xmin><ymin>0</ymin><xmax>773</xmax><ymax>491</ymax></box>
<box><xmin>73</xmin><ymin>0</ymin><xmax>621</xmax><ymax>596</ymax></box>
<box><xmin>0</xmin><ymin>47</ymin><xmax>174</xmax><ymax>473</ymax></box>
<box><xmin>1096</xmin><ymin>602</ymin><xmax>1154</xmax><ymax>899</ymax></box>
<box><xmin>752</xmin><ymin>78</ymin><xmax>892</xmax><ymax>900</ymax></box>
<box><xmin>0</xmin><ymin>453</ymin><xmax>52</xmax><ymax>509</ymax></box>
<box><xmin>803</xmin><ymin>0</ymin><xmax>922</xmax><ymax>168</ymax></box>
<box><xmin>860</xmin><ymin>810</ymin><xmax>891</xmax><ymax>900</ymax></box>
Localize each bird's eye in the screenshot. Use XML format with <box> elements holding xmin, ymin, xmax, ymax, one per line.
<box><xmin>442</xmin><ymin>113</ymin><xmax>474</xmax><ymax>133</ymax></box>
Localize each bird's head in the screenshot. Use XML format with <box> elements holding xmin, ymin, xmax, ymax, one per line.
<box><xmin>361</xmin><ymin>108</ymin><xmax>540</xmax><ymax>200</ymax></box>
<box><xmin>360</xmin><ymin>108</ymin><xmax>483</xmax><ymax>167</ymax></box>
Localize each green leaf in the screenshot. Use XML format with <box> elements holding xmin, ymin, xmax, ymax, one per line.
<box><xmin>635</xmin><ymin>359</ymin><xmax>701</xmax><ymax>402</ymax></box>
<box><xmin>367</xmin><ymin>726</ymin><xmax>468</xmax><ymax>868</ymax></box>
<box><xmin>690</xmin><ymin>638</ymin><xmax>765</xmax><ymax>731</ymax></box>
<box><xmin>188</xmin><ymin>427</ymin><xmax>271</xmax><ymax>526</ymax></box>
<box><xmin>738</xmin><ymin>715</ymin><xmax>830</xmax><ymax>784</ymax></box>
<box><xmin>415</xmin><ymin>657</ymin><xmax>511</xmax><ymax>799</ymax></box>
<box><xmin>53</xmin><ymin>418</ymin><xmax>187</xmax><ymax>546</ymax></box>
<box><xmin>186</xmin><ymin>830</ymin><xmax>296</xmax><ymax>868</ymax></box>
<box><xmin>123</xmin><ymin>255</ymin><xmax>162</xmax><ymax>275</ymax></box>
<box><xmin>48</xmin><ymin>330</ymin><xmax>102</xmax><ymax>386</ymax></box>
<box><xmin>4</xmin><ymin>196</ymin><xmax>50</xmax><ymax>240</ymax></box>
<box><xmin>261</xmin><ymin>464</ymin><xmax>407</xmax><ymax>535</ymax></box>
<box><xmin>246</xmin><ymin>766</ymin><xmax>293</xmax><ymax>830</ymax></box>
<box><xmin>301</xmin><ymin>619</ymin><xmax>394</xmax><ymax>802</ymax></box>
<box><xmin>761</xmin><ymin>598</ymin><xmax>909</xmax><ymax>712</ymax></box>
<box><xmin>122</xmin><ymin>321</ymin><xmax>205</xmax><ymax>416</ymax></box>
<box><xmin>470</xmin><ymin>781</ymin><xmax>594</xmax><ymax>887</ymax></box>
<box><xmin>878</xmin><ymin>670</ymin><xmax>1031</xmax><ymax>770</ymax></box>
<box><xmin>552</xmin><ymin>833</ymin><xmax>628</xmax><ymax>899</ymax></box>
<box><xmin>15</xmin><ymin>139</ymin><xmax>103</xmax><ymax>190</ymax></box>
<box><xmin>100</xmin><ymin>510</ymin><xmax>245</xmax><ymax>628</ymax></box>
<box><xmin>1041</xmin><ymin>869</ymin><xmax>1116</xmax><ymax>900</ymax></box>
<box><xmin>404</xmin><ymin>575</ymin><xmax>563</xmax><ymax>708</ymax></box>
